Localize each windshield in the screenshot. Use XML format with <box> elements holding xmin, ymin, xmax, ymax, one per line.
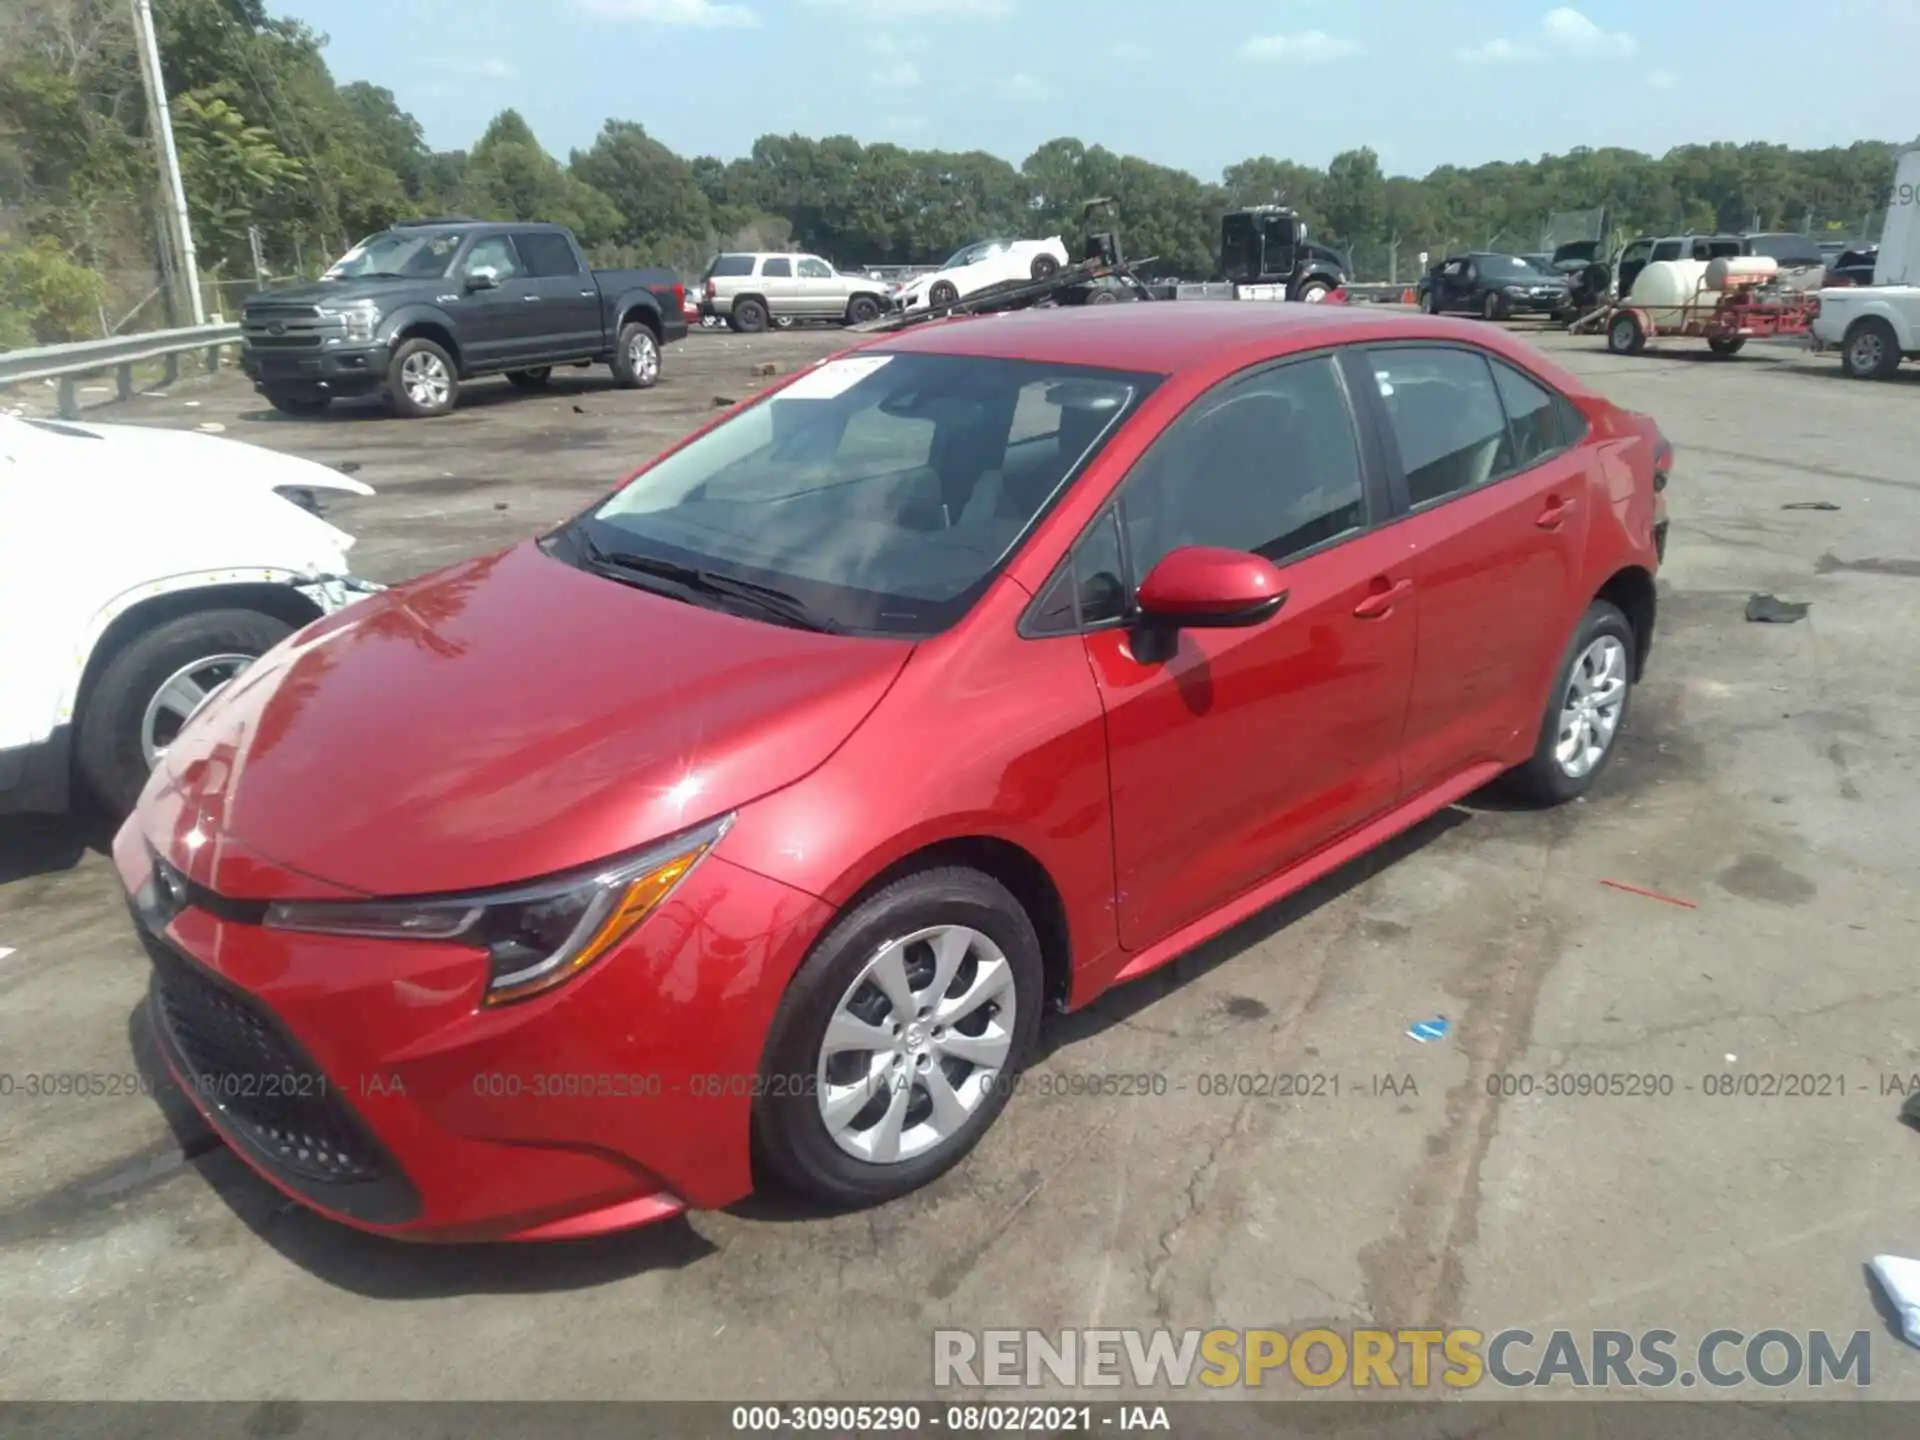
<box><xmin>1477</xmin><ymin>255</ymin><xmax>1547</xmax><ymax>282</ymax></box>
<box><xmin>942</xmin><ymin>240</ymin><xmax>1007</xmax><ymax>269</ymax></box>
<box><xmin>567</xmin><ymin>352</ymin><xmax>1158</xmax><ymax>636</ymax></box>
<box><xmin>325</xmin><ymin>229</ymin><xmax>464</xmax><ymax>279</ymax></box>
<box><xmin>1746</xmin><ymin>235</ymin><xmax>1823</xmax><ymax>266</ymax></box>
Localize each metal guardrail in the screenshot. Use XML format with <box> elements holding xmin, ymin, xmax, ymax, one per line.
<box><xmin>0</xmin><ymin>323</ymin><xmax>244</xmax><ymax>418</ymax></box>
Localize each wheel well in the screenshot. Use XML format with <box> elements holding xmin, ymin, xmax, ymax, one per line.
<box><xmin>1596</xmin><ymin>566</ymin><xmax>1656</xmax><ymax>681</ymax></box>
<box><xmin>72</xmin><ymin>584</ymin><xmax>322</xmax><ymax>732</ymax></box>
<box><xmin>853</xmin><ymin>837</ymin><xmax>1073</xmax><ymax>1009</ymax></box>
<box><xmin>619</xmin><ymin>305</ymin><xmax>661</xmax><ymax>339</ymax></box>
<box><xmin>394</xmin><ymin>321</ymin><xmax>461</xmax><ymax>370</ymax></box>
<box><xmin>732</xmin><ymin>292</ymin><xmax>768</xmax><ymax>314</ymax></box>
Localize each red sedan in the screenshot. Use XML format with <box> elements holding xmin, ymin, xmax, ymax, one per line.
<box><xmin>116</xmin><ymin>302</ymin><xmax>1670</xmax><ymax>1242</ymax></box>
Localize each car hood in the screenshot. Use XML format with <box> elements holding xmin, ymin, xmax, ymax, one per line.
<box><xmin>151</xmin><ymin>538</ymin><xmax>915</xmax><ymax>898</ymax></box>
<box><xmin>0</xmin><ymin>414</ymin><xmax>371</xmax><ymax>560</ymax></box>
<box><xmin>249</xmin><ymin>277</ymin><xmax>433</xmax><ymax>307</ymax></box>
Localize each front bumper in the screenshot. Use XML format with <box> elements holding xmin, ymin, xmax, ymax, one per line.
<box><xmin>1504</xmin><ymin>292</ymin><xmax>1573</xmax><ymax>314</ymax></box>
<box><xmin>241</xmin><ymin>341</ymin><xmax>391</xmax><ymax>397</ymax></box>
<box><xmin>114</xmin><ymin>811</ymin><xmax>835</xmax><ymax>1242</ymax></box>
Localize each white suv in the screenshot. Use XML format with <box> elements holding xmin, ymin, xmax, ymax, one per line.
<box><xmin>0</xmin><ymin>413</ymin><xmax>381</xmax><ymax>817</ymax></box>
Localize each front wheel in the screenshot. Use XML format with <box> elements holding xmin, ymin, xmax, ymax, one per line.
<box><xmin>1500</xmin><ymin>600</ymin><xmax>1635</xmax><ymax>806</ymax></box>
<box><xmin>611</xmin><ymin>321</ymin><xmax>661</xmax><ymax>389</ymax></box>
<box><xmin>846</xmin><ymin>295</ymin><xmax>882</xmax><ymax>325</ymax></box>
<box><xmin>752</xmin><ymin>867</ymin><xmax>1045</xmax><ymax>1208</ymax></box>
<box><xmin>76</xmin><ymin>608</ymin><xmax>295</xmax><ymax>816</ymax></box>
<box><xmin>1296</xmin><ymin>279</ymin><xmax>1333</xmax><ymax>304</ymax></box>
<box><xmin>1842</xmin><ymin>317</ymin><xmax>1902</xmax><ymax>379</ymax></box>
<box><xmin>387</xmin><ymin>337</ymin><xmax>459</xmax><ymax>417</ymax></box>
<box><xmin>1421</xmin><ymin>289</ymin><xmax>1439</xmax><ymax>314</ymax></box>
<box><xmin>1482</xmin><ymin>290</ymin><xmax>1507</xmax><ymax>321</ymax></box>
<box><xmin>928</xmin><ymin>280</ymin><xmax>960</xmax><ymax>309</ymax></box>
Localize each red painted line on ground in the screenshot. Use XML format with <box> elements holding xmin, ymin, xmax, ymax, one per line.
<box><xmin>1600</xmin><ymin>878</ymin><xmax>1698</xmax><ymax>909</ymax></box>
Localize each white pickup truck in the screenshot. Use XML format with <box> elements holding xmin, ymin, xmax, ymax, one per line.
<box><xmin>1811</xmin><ymin>146</ymin><xmax>1920</xmax><ymax>379</ymax></box>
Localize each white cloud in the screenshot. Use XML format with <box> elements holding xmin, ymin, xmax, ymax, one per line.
<box><xmin>432</xmin><ymin>56</ymin><xmax>516</xmax><ymax>78</ymax></box>
<box><xmin>1646</xmin><ymin>68</ymin><xmax>1677</xmax><ymax>88</ymax></box>
<box><xmin>871</xmin><ymin>60</ymin><xmax>922</xmax><ymax>89</ymax></box>
<box><xmin>1237</xmin><ymin>31</ymin><xmax>1362</xmax><ymax>62</ymax></box>
<box><xmin>996</xmin><ymin>72</ymin><xmax>1050</xmax><ymax>100</ymax></box>
<box><xmin>1108</xmin><ymin>41</ymin><xmax>1152</xmax><ymax>61</ymax></box>
<box><xmin>808</xmin><ymin>0</ymin><xmax>1011</xmax><ymax>15</ymax></box>
<box><xmin>1457</xmin><ymin>7</ymin><xmax>1636</xmax><ymax>64</ymax></box>
<box><xmin>573</xmin><ymin>0</ymin><xmax>759</xmax><ymax>27</ymax></box>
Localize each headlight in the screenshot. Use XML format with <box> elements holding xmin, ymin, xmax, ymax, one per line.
<box><xmin>319</xmin><ymin>301</ymin><xmax>378</xmax><ymax>343</ymax></box>
<box><xmin>1505</xmin><ymin>285</ymin><xmax>1528</xmax><ymax>296</ymax></box>
<box><xmin>263</xmin><ymin>813</ymin><xmax>733</xmax><ymax>1005</ymax></box>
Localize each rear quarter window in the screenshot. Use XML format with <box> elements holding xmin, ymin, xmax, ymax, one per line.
<box><xmin>707</xmin><ymin>255</ymin><xmax>754</xmax><ymax>277</ymax></box>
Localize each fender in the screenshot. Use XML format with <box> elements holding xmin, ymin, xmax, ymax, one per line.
<box><xmin>378</xmin><ymin>303</ymin><xmax>465</xmax><ymax>365</ymax></box>
<box><xmin>609</xmin><ymin>288</ymin><xmax>663</xmax><ymax>329</ymax></box>
<box><xmin>38</xmin><ymin>567</ymin><xmax>383</xmax><ymax>734</ymax></box>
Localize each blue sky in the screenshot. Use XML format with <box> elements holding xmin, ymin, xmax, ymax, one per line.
<box><xmin>274</xmin><ymin>0</ymin><xmax>1920</xmax><ymax>179</ymax></box>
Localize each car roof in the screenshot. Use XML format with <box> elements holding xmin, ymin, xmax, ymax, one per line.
<box><xmin>865</xmin><ymin>302</ymin><xmax>1594</xmax><ymax>391</ymax></box>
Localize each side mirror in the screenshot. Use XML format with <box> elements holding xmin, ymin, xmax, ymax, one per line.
<box><xmin>464</xmin><ymin>268</ymin><xmax>499</xmax><ymax>292</ymax></box>
<box><xmin>1136</xmin><ymin>546</ymin><xmax>1288</xmax><ymax>629</ymax></box>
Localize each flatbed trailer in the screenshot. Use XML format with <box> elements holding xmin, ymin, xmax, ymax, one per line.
<box><xmin>1570</xmin><ymin>276</ymin><xmax>1818</xmax><ymax>356</ymax></box>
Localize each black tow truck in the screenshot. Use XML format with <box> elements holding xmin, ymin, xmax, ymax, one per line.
<box><xmin>852</xmin><ymin>200</ymin><xmax>1350</xmax><ymax>332</ymax></box>
<box><xmin>239</xmin><ymin>219</ymin><xmax>688</xmax><ymax>419</ymax></box>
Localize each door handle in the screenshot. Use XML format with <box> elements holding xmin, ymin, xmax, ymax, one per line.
<box><xmin>1536</xmin><ymin>495</ymin><xmax>1577</xmax><ymax>530</ymax></box>
<box><xmin>579</xmin><ymin>290</ymin><xmax>594</xmax><ymax>297</ymax></box>
<box><xmin>1353</xmin><ymin>576</ymin><xmax>1414</xmax><ymax>618</ymax></box>
<box><xmin>522</xmin><ymin>294</ymin><xmax>542</xmax><ymax>302</ymax></box>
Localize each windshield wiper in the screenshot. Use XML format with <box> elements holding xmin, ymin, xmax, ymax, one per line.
<box><xmin>578</xmin><ymin>536</ymin><xmax>840</xmax><ymax>634</ymax></box>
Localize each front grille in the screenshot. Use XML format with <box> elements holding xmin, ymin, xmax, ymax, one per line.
<box><xmin>242</xmin><ymin>305</ymin><xmax>342</xmax><ymax>350</ymax></box>
<box><xmin>137</xmin><ymin>918</ymin><xmax>420</xmax><ymax>1224</ymax></box>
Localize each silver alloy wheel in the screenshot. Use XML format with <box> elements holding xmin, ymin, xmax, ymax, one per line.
<box><xmin>140</xmin><ymin>653</ymin><xmax>255</xmax><ymax>769</ymax></box>
<box><xmin>401</xmin><ymin>350</ymin><xmax>452</xmax><ymax>409</ymax></box>
<box><xmin>815</xmin><ymin>924</ymin><xmax>1016</xmax><ymax>1164</ymax></box>
<box><xmin>1303</xmin><ymin>284</ymin><xmax>1329</xmax><ymax>303</ymax></box>
<box><xmin>1555</xmin><ymin>634</ymin><xmax>1628</xmax><ymax>778</ymax></box>
<box><xmin>1848</xmin><ymin>330</ymin><xmax>1885</xmax><ymax>374</ymax></box>
<box><xmin>628</xmin><ymin>329</ymin><xmax>659</xmax><ymax>382</ymax></box>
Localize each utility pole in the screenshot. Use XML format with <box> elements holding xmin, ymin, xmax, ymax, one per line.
<box><xmin>132</xmin><ymin>0</ymin><xmax>205</xmax><ymax>326</ymax></box>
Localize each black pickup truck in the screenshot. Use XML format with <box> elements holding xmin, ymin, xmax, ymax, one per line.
<box><xmin>239</xmin><ymin>219</ymin><xmax>688</xmax><ymax>418</ymax></box>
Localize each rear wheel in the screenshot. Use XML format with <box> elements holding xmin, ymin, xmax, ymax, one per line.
<box><xmin>1842</xmin><ymin>317</ymin><xmax>1901</xmax><ymax>379</ymax></box>
<box><xmin>1607</xmin><ymin>311</ymin><xmax>1647</xmax><ymax>356</ymax></box>
<box><xmin>262</xmin><ymin>388</ymin><xmax>330</xmax><ymax>416</ymax></box>
<box><xmin>753</xmin><ymin>867</ymin><xmax>1044</xmax><ymax>1208</ymax></box>
<box><xmin>506</xmin><ymin>367</ymin><xmax>552</xmax><ymax>390</ymax></box>
<box><xmin>1706</xmin><ymin>335</ymin><xmax>1746</xmax><ymax>357</ymax></box>
<box><xmin>1030</xmin><ymin>254</ymin><xmax>1060</xmax><ymax>280</ymax></box>
<box><xmin>77</xmin><ymin>608</ymin><xmax>295</xmax><ymax>816</ymax></box>
<box><xmin>731</xmin><ymin>297</ymin><xmax>768</xmax><ymax>333</ymax></box>
<box><xmin>610</xmin><ymin>321</ymin><xmax>661</xmax><ymax>389</ymax></box>
<box><xmin>1500</xmin><ymin>600</ymin><xmax>1635</xmax><ymax>806</ymax></box>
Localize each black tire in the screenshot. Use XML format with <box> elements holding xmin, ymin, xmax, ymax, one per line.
<box><xmin>1706</xmin><ymin>335</ymin><xmax>1746</xmax><ymax>357</ymax></box>
<box><xmin>262</xmin><ymin>388</ymin><xmax>330</xmax><ymax>416</ymax></box>
<box><xmin>1499</xmin><ymin>600</ymin><xmax>1636</xmax><ymax>807</ymax></box>
<box><xmin>928</xmin><ymin>280</ymin><xmax>960</xmax><ymax>309</ymax></box>
<box><xmin>1030</xmin><ymin>254</ymin><xmax>1060</xmax><ymax>280</ymax></box>
<box><xmin>610</xmin><ymin>320</ymin><xmax>661</xmax><ymax>389</ymax></box>
<box><xmin>76</xmin><ymin>608</ymin><xmax>295</xmax><ymax>816</ymax></box>
<box><xmin>1085</xmin><ymin>288</ymin><xmax>1119</xmax><ymax>305</ymax></box>
<box><xmin>846</xmin><ymin>295</ymin><xmax>882</xmax><ymax>325</ymax></box>
<box><xmin>386</xmin><ymin>336</ymin><xmax>459</xmax><ymax>418</ymax></box>
<box><xmin>1482</xmin><ymin>290</ymin><xmax>1507</xmax><ymax>322</ymax></box>
<box><xmin>506</xmin><ymin>368</ymin><xmax>552</xmax><ymax>390</ymax></box>
<box><xmin>1841</xmin><ymin>317</ymin><xmax>1901</xmax><ymax>379</ymax></box>
<box><xmin>753</xmin><ymin>867</ymin><xmax>1045</xmax><ymax>1209</ymax></box>
<box><xmin>1420</xmin><ymin>289</ymin><xmax>1439</xmax><ymax>314</ymax></box>
<box><xmin>732</xmin><ymin>297</ymin><xmax>769</xmax><ymax>333</ymax></box>
<box><xmin>1607</xmin><ymin>312</ymin><xmax>1647</xmax><ymax>356</ymax></box>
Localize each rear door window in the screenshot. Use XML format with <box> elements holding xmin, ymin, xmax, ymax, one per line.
<box><xmin>761</xmin><ymin>257</ymin><xmax>792</xmax><ymax>278</ymax></box>
<box><xmin>1650</xmin><ymin>240</ymin><xmax>1683</xmax><ymax>262</ymax></box>
<box><xmin>1367</xmin><ymin>347</ymin><xmax>1513</xmax><ymax>506</ymax></box>
<box><xmin>512</xmin><ymin>231</ymin><xmax>581</xmax><ymax>276</ymax></box>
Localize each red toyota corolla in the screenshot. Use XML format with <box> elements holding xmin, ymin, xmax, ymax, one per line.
<box><xmin>116</xmin><ymin>302</ymin><xmax>1670</xmax><ymax>1242</ymax></box>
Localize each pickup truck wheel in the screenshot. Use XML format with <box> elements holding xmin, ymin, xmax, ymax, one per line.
<box><xmin>77</xmin><ymin>608</ymin><xmax>294</xmax><ymax>816</ymax></box>
<box><xmin>1842</xmin><ymin>318</ymin><xmax>1901</xmax><ymax>379</ymax></box>
<box><xmin>846</xmin><ymin>295</ymin><xmax>882</xmax><ymax>325</ymax></box>
<box><xmin>732</xmin><ymin>298</ymin><xmax>769</xmax><ymax>333</ymax></box>
<box><xmin>506</xmin><ymin>368</ymin><xmax>552</xmax><ymax>390</ymax></box>
<box><xmin>612</xmin><ymin>321</ymin><xmax>661</xmax><ymax>389</ymax></box>
<box><xmin>263</xmin><ymin>388</ymin><xmax>330</xmax><ymax>416</ymax></box>
<box><xmin>388</xmin><ymin>338</ymin><xmax>459</xmax><ymax>417</ymax></box>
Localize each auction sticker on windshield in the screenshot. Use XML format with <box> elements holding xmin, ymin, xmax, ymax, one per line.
<box><xmin>781</xmin><ymin>355</ymin><xmax>894</xmax><ymax>400</ymax></box>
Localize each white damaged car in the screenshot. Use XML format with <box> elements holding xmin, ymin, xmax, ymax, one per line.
<box><xmin>0</xmin><ymin>413</ymin><xmax>382</xmax><ymax>817</ymax></box>
<box><xmin>892</xmin><ymin>236</ymin><xmax>1072</xmax><ymax>313</ymax></box>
